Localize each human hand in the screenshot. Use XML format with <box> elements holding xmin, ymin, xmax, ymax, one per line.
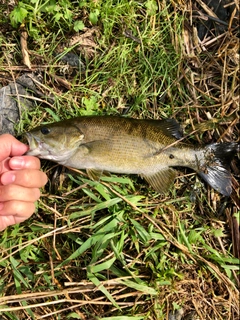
<box><xmin>0</xmin><ymin>134</ymin><xmax>48</xmax><ymax>231</ymax></box>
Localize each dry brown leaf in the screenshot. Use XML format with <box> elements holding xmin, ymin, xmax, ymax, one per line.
<box><xmin>69</xmin><ymin>27</ymin><xmax>99</xmax><ymax>48</ymax></box>
<box><xmin>20</xmin><ymin>26</ymin><xmax>31</xmax><ymax>69</ymax></box>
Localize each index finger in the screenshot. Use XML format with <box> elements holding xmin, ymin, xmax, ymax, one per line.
<box><xmin>9</xmin><ymin>156</ymin><xmax>41</xmax><ymax>170</ymax></box>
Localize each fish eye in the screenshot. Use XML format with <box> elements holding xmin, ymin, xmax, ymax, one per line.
<box><xmin>41</xmin><ymin>127</ymin><xmax>51</xmax><ymax>135</ymax></box>
<box><xmin>169</xmin><ymin>154</ymin><xmax>174</xmax><ymax>159</ymax></box>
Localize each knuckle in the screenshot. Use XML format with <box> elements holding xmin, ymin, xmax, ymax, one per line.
<box><xmin>25</xmin><ymin>157</ymin><xmax>41</xmax><ymax>169</ymax></box>
<box><xmin>20</xmin><ymin>169</ymin><xmax>47</xmax><ymax>188</ymax></box>
<box><xmin>0</xmin><ymin>185</ymin><xmax>15</xmax><ymax>200</ymax></box>
<box><xmin>40</xmin><ymin>172</ymin><xmax>48</xmax><ymax>186</ymax></box>
<box><xmin>0</xmin><ymin>185</ymin><xmax>40</xmax><ymax>202</ymax></box>
<box><xmin>33</xmin><ymin>188</ymin><xmax>41</xmax><ymax>201</ymax></box>
<box><xmin>9</xmin><ymin>201</ymin><xmax>36</xmax><ymax>217</ymax></box>
<box><xmin>22</xmin><ymin>170</ymin><xmax>32</xmax><ymax>186</ymax></box>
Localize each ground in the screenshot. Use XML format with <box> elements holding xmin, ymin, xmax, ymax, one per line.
<box><xmin>0</xmin><ymin>1</ymin><xmax>239</xmax><ymax>319</ymax></box>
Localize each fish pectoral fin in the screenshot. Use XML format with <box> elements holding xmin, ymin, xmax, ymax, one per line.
<box><xmin>82</xmin><ymin>139</ymin><xmax>112</xmax><ymax>151</ymax></box>
<box><xmin>86</xmin><ymin>168</ymin><xmax>111</xmax><ymax>181</ymax></box>
<box><xmin>86</xmin><ymin>168</ymin><xmax>103</xmax><ymax>181</ymax></box>
<box><xmin>142</xmin><ymin>168</ymin><xmax>176</xmax><ymax>194</ymax></box>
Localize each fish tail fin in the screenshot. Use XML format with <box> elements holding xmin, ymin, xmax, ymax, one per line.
<box><xmin>198</xmin><ymin>142</ymin><xmax>238</xmax><ymax>196</ymax></box>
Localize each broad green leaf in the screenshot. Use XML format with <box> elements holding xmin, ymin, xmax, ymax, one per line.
<box><xmin>130</xmin><ymin>219</ymin><xmax>151</xmax><ymax>243</ymax></box>
<box><xmin>68</xmin><ymin>196</ymin><xmax>123</xmax><ymax>220</ymax></box>
<box><xmin>10</xmin><ymin>256</ymin><xmax>30</xmax><ymax>289</ymax></box>
<box><xmin>88</xmin><ymin>257</ymin><xmax>116</xmax><ymax>273</ymax></box>
<box><xmin>54</xmin><ymin>12</ymin><xmax>63</xmax><ymax>22</ymax></box>
<box><xmin>92</xmin><ymin>212</ymin><xmax>123</xmax><ymax>231</ymax></box>
<box><xmin>211</xmin><ymin>228</ymin><xmax>225</xmax><ymax>237</ymax></box>
<box><xmin>74</xmin><ymin>20</ymin><xmax>85</xmax><ymax>32</ymax></box>
<box><xmin>94</xmin><ymin>183</ymin><xmax>111</xmax><ymax>201</ymax></box>
<box><xmin>126</xmin><ymin>195</ymin><xmax>144</xmax><ymax>206</ymax></box>
<box><xmin>120</xmin><ymin>279</ymin><xmax>157</xmax><ymax>295</ymax></box>
<box><xmin>10</xmin><ymin>6</ymin><xmax>29</xmax><ymax>27</ymax></box>
<box><xmin>57</xmin><ymin>232</ymin><xmax>120</xmax><ymax>267</ymax></box>
<box><xmin>146</xmin><ymin>0</ymin><xmax>158</xmax><ymax>16</ymax></box>
<box><xmin>89</xmin><ymin>9</ymin><xmax>100</xmax><ymax>25</ymax></box>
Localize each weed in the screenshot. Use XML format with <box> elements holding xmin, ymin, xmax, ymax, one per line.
<box><xmin>0</xmin><ymin>0</ymin><xmax>239</xmax><ymax>319</ymax></box>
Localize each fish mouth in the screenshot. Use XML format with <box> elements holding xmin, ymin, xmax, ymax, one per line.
<box><xmin>23</xmin><ymin>133</ymin><xmax>78</xmax><ymax>163</ymax></box>
<box><xmin>24</xmin><ymin>133</ymin><xmax>48</xmax><ymax>157</ymax></box>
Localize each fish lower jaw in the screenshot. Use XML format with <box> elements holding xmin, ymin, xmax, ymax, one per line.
<box><xmin>26</xmin><ymin>145</ymin><xmax>55</xmax><ymax>160</ymax></box>
<box><xmin>26</xmin><ymin>149</ymin><xmax>51</xmax><ymax>159</ymax></box>
<box><xmin>27</xmin><ymin>151</ymin><xmax>68</xmax><ymax>163</ymax></box>
<box><xmin>26</xmin><ymin>149</ymin><xmax>43</xmax><ymax>157</ymax></box>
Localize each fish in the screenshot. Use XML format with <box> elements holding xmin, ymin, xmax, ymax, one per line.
<box><xmin>24</xmin><ymin>116</ymin><xmax>238</xmax><ymax>196</ymax></box>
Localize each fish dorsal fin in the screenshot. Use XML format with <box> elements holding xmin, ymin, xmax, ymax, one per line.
<box><xmin>142</xmin><ymin>167</ymin><xmax>176</xmax><ymax>193</ymax></box>
<box><xmin>147</xmin><ymin>119</ymin><xmax>183</xmax><ymax>140</ymax></box>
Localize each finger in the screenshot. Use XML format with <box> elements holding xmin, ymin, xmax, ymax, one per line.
<box><xmin>0</xmin><ymin>134</ymin><xmax>28</xmax><ymax>161</ymax></box>
<box><xmin>0</xmin><ymin>200</ymin><xmax>36</xmax><ymax>217</ymax></box>
<box><xmin>0</xmin><ymin>158</ymin><xmax>11</xmax><ymax>175</ymax></box>
<box><xmin>9</xmin><ymin>156</ymin><xmax>41</xmax><ymax>170</ymax></box>
<box><xmin>0</xmin><ymin>156</ymin><xmax>42</xmax><ymax>177</ymax></box>
<box><xmin>0</xmin><ymin>185</ymin><xmax>41</xmax><ymax>202</ymax></box>
<box><xmin>1</xmin><ymin>169</ymin><xmax>48</xmax><ymax>188</ymax></box>
<box><xmin>0</xmin><ymin>201</ymin><xmax>36</xmax><ymax>230</ymax></box>
<box><xmin>0</xmin><ymin>215</ymin><xmax>17</xmax><ymax>231</ymax></box>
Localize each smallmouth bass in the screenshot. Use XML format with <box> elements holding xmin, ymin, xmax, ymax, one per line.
<box><xmin>24</xmin><ymin>116</ymin><xmax>238</xmax><ymax>196</ymax></box>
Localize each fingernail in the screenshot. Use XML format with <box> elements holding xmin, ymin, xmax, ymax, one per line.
<box><xmin>1</xmin><ymin>172</ymin><xmax>16</xmax><ymax>185</ymax></box>
<box><xmin>10</xmin><ymin>157</ymin><xmax>25</xmax><ymax>169</ymax></box>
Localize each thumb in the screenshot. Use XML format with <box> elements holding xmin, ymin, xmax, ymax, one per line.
<box><xmin>0</xmin><ymin>134</ymin><xmax>28</xmax><ymax>161</ymax></box>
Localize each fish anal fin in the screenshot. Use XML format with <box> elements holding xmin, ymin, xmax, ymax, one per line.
<box><xmin>142</xmin><ymin>167</ymin><xmax>176</xmax><ymax>194</ymax></box>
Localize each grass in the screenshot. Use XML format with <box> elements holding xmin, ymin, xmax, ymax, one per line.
<box><xmin>0</xmin><ymin>0</ymin><xmax>239</xmax><ymax>319</ymax></box>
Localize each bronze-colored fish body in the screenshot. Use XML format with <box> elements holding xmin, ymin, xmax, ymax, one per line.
<box><xmin>25</xmin><ymin>116</ymin><xmax>238</xmax><ymax>196</ymax></box>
